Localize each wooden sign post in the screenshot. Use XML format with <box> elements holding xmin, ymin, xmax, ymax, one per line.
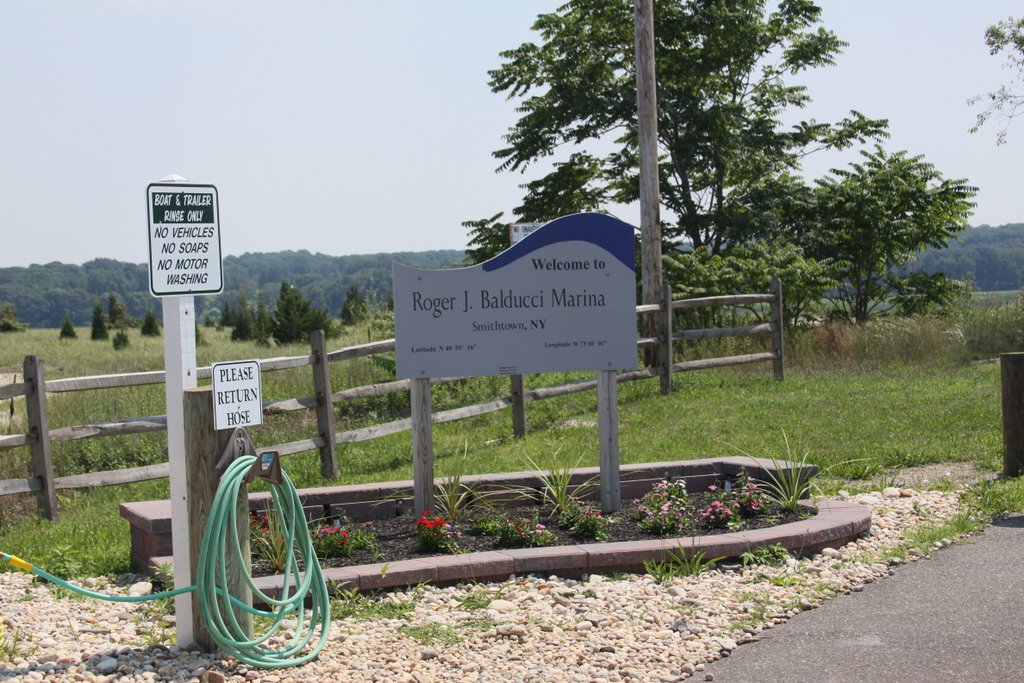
<box><xmin>163</xmin><ymin>294</ymin><xmax>198</xmax><ymax>646</ymax></box>
<box><xmin>1002</xmin><ymin>352</ymin><xmax>1024</xmax><ymax>477</ymax></box>
<box><xmin>394</xmin><ymin>213</ymin><xmax>637</xmax><ymax>515</ymax></box>
<box><xmin>183</xmin><ymin>387</ymin><xmax>252</xmax><ymax>651</ymax></box>
<box><xmin>146</xmin><ymin>175</ymin><xmax>223</xmax><ymax>648</ymax></box>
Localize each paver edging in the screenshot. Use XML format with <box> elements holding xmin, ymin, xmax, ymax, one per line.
<box><xmin>241</xmin><ymin>496</ymin><xmax>869</xmax><ymax>596</ymax></box>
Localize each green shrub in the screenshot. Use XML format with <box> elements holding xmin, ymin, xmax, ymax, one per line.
<box><xmin>414</xmin><ymin>512</ymin><xmax>458</xmax><ymax>553</ymax></box>
<box><xmin>644</xmin><ymin>544</ymin><xmax>723</xmax><ymax>583</ymax></box>
<box><xmin>58</xmin><ymin>314</ymin><xmax>77</xmax><ymax>339</ymax></box>
<box><xmin>635</xmin><ymin>479</ymin><xmax>689</xmax><ymax>535</ymax></box>
<box><xmin>90</xmin><ymin>300</ymin><xmax>108</xmax><ymax>340</ymax></box>
<box><xmin>493</xmin><ymin>514</ymin><xmax>556</xmax><ymax>548</ymax></box>
<box><xmin>559</xmin><ymin>500</ymin><xmax>609</xmax><ymax>541</ymax></box>
<box><xmin>0</xmin><ymin>303</ymin><xmax>28</xmax><ymax>333</ymax></box>
<box><xmin>739</xmin><ymin>543</ymin><xmax>790</xmax><ymax>567</ymax></box>
<box><xmin>311</xmin><ymin>522</ymin><xmax>377</xmax><ymax>559</ymax></box>
<box><xmin>140</xmin><ymin>309</ymin><xmax>161</xmax><ymax>337</ymax></box>
<box><xmin>112</xmin><ymin>330</ymin><xmax>130</xmax><ymax>350</ymax></box>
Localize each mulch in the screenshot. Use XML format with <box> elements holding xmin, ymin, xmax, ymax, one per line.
<box><xmin>251</xmin><ymin>492</ymin><xmax>811</xmax><ymax>576</ymax></box>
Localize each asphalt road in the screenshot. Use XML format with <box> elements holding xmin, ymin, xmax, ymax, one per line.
<box><xmin>704</xmin><ymin>514</ymin><xmax>1024</xmax><ymax>683</ymax></box>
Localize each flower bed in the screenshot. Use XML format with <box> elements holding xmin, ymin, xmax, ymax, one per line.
<box><xmin>250</xmin><ymin>470</ymin><xmax>811</xmax><ymax>576</ymax></box>
<box><xmin>120</xmin><ymin>455</ymin><xmax>829</xmax><ymax>576</ymax></box>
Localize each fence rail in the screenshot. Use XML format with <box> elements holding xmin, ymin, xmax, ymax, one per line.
<box><xmin>0</xmin><ymin>279</ymin><xmax>784</xmax><ymax>519</ymax></box>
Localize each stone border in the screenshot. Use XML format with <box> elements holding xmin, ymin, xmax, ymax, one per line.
<box><xmin>121</xmin><ymin>456</ymin><xmax>818</xmax><ymax>572</ymax></box>
<box><xmin>245</xmin><ymin>497</ymin><xmax>869</xmax><ymax>597</ymax></box>
<box><xmin>122</xmin><ymin>456</ymin><xmax>871</xmax><ymax>595</ymax></box>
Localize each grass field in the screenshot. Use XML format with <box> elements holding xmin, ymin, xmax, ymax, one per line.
<box><xmin>0</xmin><ymin>311</ymin><xmax>1017</xmax><ymax>577</ymax></box>
<box><xmin>971</xmin><ymin>290</ymin><xmax>1021</xmax><ymax>308</ymax></box>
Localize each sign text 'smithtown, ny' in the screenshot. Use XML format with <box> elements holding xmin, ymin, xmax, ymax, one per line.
<box><xmin>393</xmin><ymin>213</ymin><xmax>638</xmax><ymax>378</ymax></box>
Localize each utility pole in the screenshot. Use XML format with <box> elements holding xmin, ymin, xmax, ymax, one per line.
<box><xmin>634</xmin><ymin>0</ymin><xmax>663</xmax><ymax>364</ymax></box>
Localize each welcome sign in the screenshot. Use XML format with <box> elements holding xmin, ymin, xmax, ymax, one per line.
<box><xmin>393</xmin><ymin>213</ymin><xmax>638</xmax><ymax>379</ymax></box>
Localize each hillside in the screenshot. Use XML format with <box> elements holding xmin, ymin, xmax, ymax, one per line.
<box><xmin>911</xmin><ymin>223</ymin><xmax>1024</xmax><ymax>292</ymax></box>
<box><xmin>0</xmin><ymin>249</ymin><xmax>464</xmax><ymax>329</ymax></box>
<box><xmin>3</xmin><ymin>222</ymin><xmax>1022</xmax><ymax>330</ymax></box>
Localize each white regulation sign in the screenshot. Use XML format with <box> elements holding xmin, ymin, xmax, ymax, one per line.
<box><xmin>394</xmin><ymin>213</ymin><xmax>638</xmax><ymax>378</ymax></box>
<box><xmin>509</xmin><ymin>222</ymin><xmax>543</xmax><ymax>245</ymax></box>
<box><xmin>146</xmin><ymin>183</ymin><xmax>223</xmax><ymax>296</ymax></box>
<box><xmin>211</xmin><ymin>360</ymin><xmax>263</xmax><ymax>430</ymax></box>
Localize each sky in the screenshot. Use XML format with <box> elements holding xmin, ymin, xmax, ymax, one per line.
<box><xmin>1</xmin><ymin>0</ymin><xmax>1022</xmax><ymax>269</ymax></box>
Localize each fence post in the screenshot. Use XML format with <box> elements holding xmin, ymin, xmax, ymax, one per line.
<box><xmin>769</xmin><ymin>277</ymin><xmax>785</xmax><ymax>381</ymax></box>
<box><xmin>310</xmin><ymin>330</ymin><xmax>338</xmax><ymax>480</ymax></box>
<box><xmin>660</xmin><ymin>282</ymin><xmax>674</xmax><ymax>395</ymax></box>
<box><xmin>510</xmin><ymin>375</ymin><xmax>526</xmax><ymax>438</ymax></box>
<box><xmin>411</xmin><ymin>378</ymin><xmax>434</xmax><ymax>514</ymax></box>
<box><xmin>1001</xmin><ymin>353</ymin><xmax>1024</xmax><ymax>477</ymax></box>
<box><xmin>184</xmin><ymin>386</ymin><xmax>251</xmax><ymax>652</ymax></box>
<box><xmin>598</xmin><ymin>370</ymin><xmax>621</xmax><ymax>513</ymax></box>
<box><xmin>23</xmin><ymin>356</ymin><xmax>57</xmax><ymax>520</ymax></box>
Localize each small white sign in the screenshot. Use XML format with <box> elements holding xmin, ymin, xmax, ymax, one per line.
<box><xmin>146</xmin><ymin>183</ymin><xmax>223</xmax><ymax>297</ymax></box>
<box><xmin>211</xmin><ymin>360</ymin><xmax>263</xmax><ymax>430</ymax></box>
<box><xmin>510</xmin><ymin>222</ymin><xmax>543</xmax><ymax>245</ymax></box>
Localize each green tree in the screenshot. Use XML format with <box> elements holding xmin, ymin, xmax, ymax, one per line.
<box><xmin>805</xmin><ymin>147</ymin><xmax>977</xmax><ymax>323</ymax></box>
<box><xmin>463</xmin><ymin>213</ymin><xmax>511</xmax><ymax>265</ymax></box>
<box><xmin>340</xmin><ymin>284</ymin><xmax>368</xmax><ymax>326</ymax></box>
<box><xmin>0</xmin><ymin>303</ymin><xmax>27</xmax><ymax>333</ymax></box>
<box><xmin>970</xmin><ymin>16</ymin><xmax>1024</xmax><ymax>144</ymax></box>
<box><xmin>483</xmin><ymin>0</ymin><xmax>886</xmax><ymax>254</ymax></box>
<box><xmin>90</xmin><ymin>300</ymin><xmax>109</xmax><ymax>340</ymax></box>
<box><xmin>220</xmin><ymin>299</ymin><xmax>236</xmax><ymax>328</ymax></box>
<box><xmin>664</xmin><ymin>240</ymin><xmax>834</xmax><ymax>328</ymax></box>
<box><xmin>106</xmin><ymin>292</ymin><xmax>132</xmax><ymax>329</ymax></box>
<box><xmin>59</xmin><ymin>314</ymin><xmax>77</xmax><ymax>339</ymax></box>
<box><xmin>140</xmin><ymin>308</ymin><xmax>161</xmax><ymax>337</ymax></box>
<box><xmin>253</xmin><ymin>291</ymin><xmax>272</xmax><ymax>346</ymax></box>
<box><xmin>889</xmin><ymin>271</ymin><xmax>972</xmax><ymax>318</ymax></box>
<box><xmin>230</xmin><ymin>294</ymin><xmax>253</xmax><ymax>342</ymax></box>
<box><xmin>271</xmin><ymin>281</ymin><xmax>337</xmax><ymax>345</ymax></box>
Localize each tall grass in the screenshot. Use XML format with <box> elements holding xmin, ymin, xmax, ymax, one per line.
<box><xmin>954</xmin><ymin>296</ymin><xmax>1024</xmax><ymax>361</ymax></box>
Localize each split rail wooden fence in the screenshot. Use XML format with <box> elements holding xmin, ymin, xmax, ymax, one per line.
<box><xmin>0</xmin><ymin>279</ymin><xmax>783</xmax><ymax>520</ymax></box>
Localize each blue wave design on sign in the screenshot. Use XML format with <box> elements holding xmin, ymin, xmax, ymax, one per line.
<box><xmin>482</xmin><ymin>213</ymin><xmax>636</xmax><ymax>273</ymax></box>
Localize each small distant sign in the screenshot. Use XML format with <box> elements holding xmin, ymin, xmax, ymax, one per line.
<box><xmin>211</xmin><ymin>360</ymin><xmax>263</xmax><ymax>430</ymax></box>
<box><xmin>146</xmin><ymin>183</ymin><xmax>223</xmax><ymax>297</ymax></box>
<box><xmin>510</xmin><ymin>222</ymin><xmax>543</xmax><ymax>245</ymax></box>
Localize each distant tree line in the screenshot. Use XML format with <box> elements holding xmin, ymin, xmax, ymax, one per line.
<box><xmin>0</xmin><ymin>249</ymin><xmax>462</xmax><ymax>329</ymax></box>
<box><xmin>909</xmin><ymin>223</ymin><xmax>1024</xmax><ymax>292</ymax></box>
<box><xmin>5</xmin><ymin>226</ymin><xmax>1024</xmax><ymax>336</ymax></box>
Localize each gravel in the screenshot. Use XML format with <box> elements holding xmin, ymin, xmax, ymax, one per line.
<box><xmin>0</xmin><ymin>489</ymin><xmax>963</xmax><ymax>682</ymax></box>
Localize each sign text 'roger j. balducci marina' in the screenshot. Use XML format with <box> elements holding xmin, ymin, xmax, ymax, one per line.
<box><xmin>393</xmin><ymin>213</ymin><xmax>638</xmax><ymax>378</ymax></box>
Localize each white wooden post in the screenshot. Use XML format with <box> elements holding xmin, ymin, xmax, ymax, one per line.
<box><xmin>156</xmin><ymin>173</ymin><xmax>200</xmax><ymax>647</ymax></box>
<box><xmin>165</xmin><ymin>294</ymin><xmax>197</xmax><ymax>646</ymax></box>
<box><xmin>598</xmin><ymin>370</ymin><xmax>620</xmax><ymax>513</ymax></box>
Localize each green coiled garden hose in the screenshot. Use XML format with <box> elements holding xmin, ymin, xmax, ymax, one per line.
<box><xmin>2</xmin><ymin>454</ymin><xmax>330</xmax><ymax>669</ymax></box>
